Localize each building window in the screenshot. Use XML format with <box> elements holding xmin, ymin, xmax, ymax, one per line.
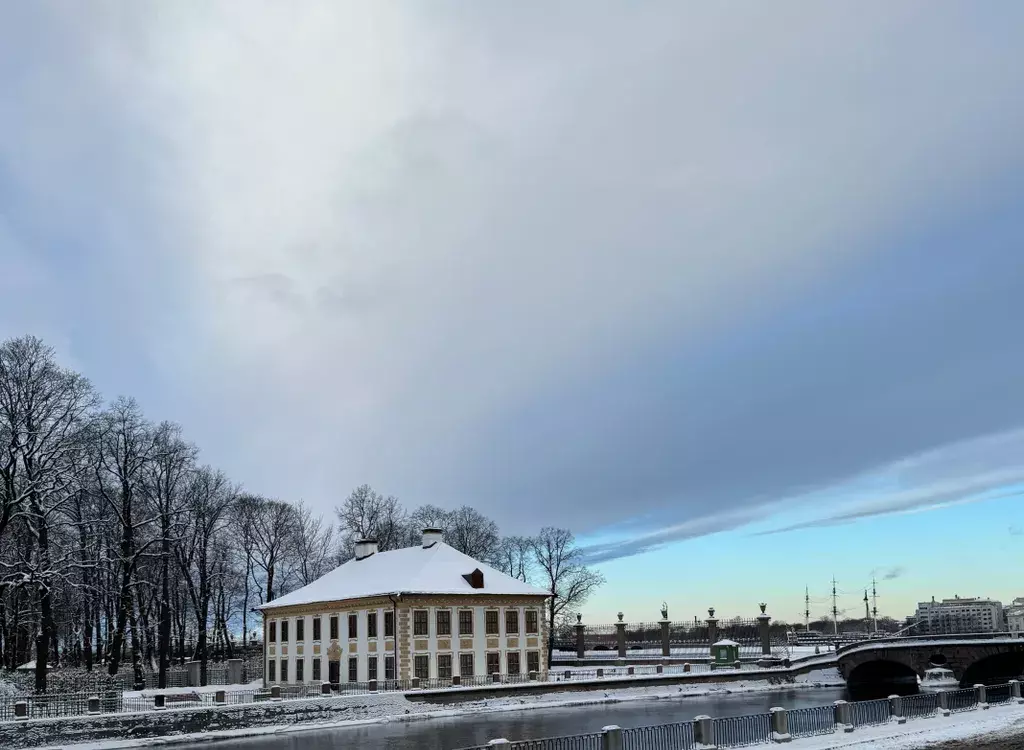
<box><xmin>486</xmin><ymin>610</ymin><xmax>499</xmax><ymax>635</ymax></box>
<box><xmin>313</xmin><ymin>617</ymin><xmax>322</xmax><ymax>641</ymax></box>
<box><xmin>459</xmin><ymin>610</ymin><xmax>474</xmax><ymax>636</ymax></box>
<box><xmin>437</xmin><ymin>610</ymin><xmax>451</xmax><ymax>636</ymax></box>
<box><xmin>368</xmin><ymin>656</ymin><xmax>378</xmax><ymax>680</ymax></box>
<box><xmin>269</xmin><ymin>621</ymin><xmax>277</xmax><ymax>642</ymax></box>
<box><xmin>438</xmin><ymin>654</ymin><xmax>452</xmax><ymax>679</ymax></box>
<box><xmin>312</xmin><ymin>658</ymin><xmax>321</xmax><ymax>681</ymax></box>
<box><xmin>527</xmin><ymin>651</ymin><xmax>540</xmax><ymax>674</ymax></box>
<box><xmin>268</xmin><ymin>659</ymin><xmax>276</xmax><ymax>682</ymax></box>
<box><xmin>415</xmin><ymin>655</ymin><xmax>430</xmax><ymax>679</ymax></box>
<box><xmin>296</xmin><ymin>619</ymin><xmax>305</xmax><ymax>641</ymax></box>
<box><xmin>330</xmin><ymin>616</ymin><xmax>339</xmax><ymax>640</ymax></box>
<box><xmin>486</xmin><ymin>652</ymin><xmax>500</xmax><ymax>675</ymax></box>
<box><xmin>329</xmin><ymin>659</ymin><xmax>340</xmax><ymax>685</ymax></box>
<box><xmin>385</xmin><ymin>611</ymin><xmax>395</xmax><ymax>637</ymax></box>
<box><xmin>368</xmin><ymin>612</ymin><xmax>378</xmax><ymax>638</ymax></box>
<box><xmin>460</xmin><ymin>653</ymin><xmax>474</xmax><ymax>677</ymax></box>
<box><xmin>414</xmin><ymin>610</ymin><xmax>429</xmax><ymax>636</ymax></box>
<box><xmin>348</xmin><ymin>657</ymin><xmax>358</xmax><ymax>682</ymax></box>
<box><xmin>385</xmin><ymin>656</ymin><xmax>396</xmax><ymax>680</ymax></box>
<box><xmin>296</xmin><ymin>658</ymin><xmax>305</xmax><ymax>682</ymax></box>
<box><xmin>526</xmin><ymin>610</ymin><xmax>539</xmax><ymax>634</ymax></box>
<box><xmin>506</xmin><ymin>610</ymin><xmax>519</xmax><ymax>635</ymax></box>
<box><xmin>280</xmin><ymin>659</ymin><xmax>288</xmax><ymax>682</ymax></box>
<box><xmin>281</xmin><ymin>620</ymin><xmax>290</xmax><ymax>642</ymax></box>
<box><xmin>348</xmin><ymin>614</ymin><xmax>358</xmax><ymax>639</ymax></box>
<box><xmin>507</xmin><ymin>652</ymin><xmax>521</xmax><ymax>674</ymax></box>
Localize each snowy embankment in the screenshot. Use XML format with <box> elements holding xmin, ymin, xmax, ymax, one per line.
<box><xmin>8</xmin><ymin>670</ymin><xmax>846</xmax><ymax>750</ymax></box>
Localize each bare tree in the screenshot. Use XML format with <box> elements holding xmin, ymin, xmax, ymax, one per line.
<box><xmin>0</xmin><ymin>336</ymin><xmax>98</xmax><ymax>691</ymax></box>
<box><xmin>335</xmin><ymin>484</ymin><xmax>406</xmax><ymax>553</ymax></box>
<box><xmin>531</xmin><ymin>527</ymin><xmax>605</xmax><ymax>665</ymax></box>
<box><xmin>246</xmin><ymin>495</ymin><xmax>298</xmax><ymax>603</ymax></box>
<box><xmin>292</xmin><ymin>501</ymin><xmax>337</xmax><ymax>586</ymax></box>
<box><xmin>494</xmin><ymin>535</ymin><xmax>534</xmax><ymax>582</ymax></box>
<box><xmin>445</xmin><ymin>506</ymin><xmax>500</xmax><ymax>560</ymax></box>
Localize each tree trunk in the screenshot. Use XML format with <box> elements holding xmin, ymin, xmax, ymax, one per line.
<box><xmin>158</xmin><ymin>525</ymin><xmax>171</xmax><ymax>688</ymax></box>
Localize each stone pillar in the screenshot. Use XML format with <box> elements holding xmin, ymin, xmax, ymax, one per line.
<box><xmin>660</xmin><ymin>619</ymin><xmax>671</xmax><ymax>657</ymax></box>
<box><xmin>616</xmin><ymin>620</ymin><xmax>627</xmax><ymax>659</ymax></box>
<box><xmin>1011</xmin><ymin>679</ymin><xmax>1023</xmax><ymax>704</ymax></box>
<box><xmin>321</xmin><ymin>683</ymin><xmax>332</xmax><ymax>695</ymax></box>
<box><xmin>369</xmin><ymin>679</ymin><xmax>378</xmax><ymax>692</ymax></box>
<box><xmin>154</xmin><ymin>694</ymin><xmax>167</xmax><ymax>710</ymax></box>
<box><xmin>186</xmin><ymin>660</ymin><xmax>201</xmax><ymax>687</ymax></box>
<box><xmin>758</xmin><ymin>613</ymin><xmax>772</xmax><ymax>656</ymax></box>
<box><xmin>602</xmin><ymin>725</ymin><xmax>623</xmax><ymax>750</ymax></box>
<box><xmin>575</xmin><ymin>620</ymin><xmax>586</xmax><ymax>659</ymax></box>
<box><xmin>889</xmin><ymin>694</ymin><xmax>905</xmax><ymax>724</ymax></box>
<box><xmin>492</xmin><ymin>672</ymin><xmax>501</xmax><ymax>684</ymax></box>
<box><xmin>529</xmin><ymin>671</ymin><xmax>538</xmax><ymax>681</ymax></box>
<box><xmin>14</xmin><ymin>701</ymin><xmax>27</xmax><ymax>721</ymax></box>
<box><xmin>683</xmin><ymin>663</ymin><xmax>691</xmax><ymax>673</ymax></box>
<box><xmin>938</xmin><ymin>691</ymin><xmax>951</xmax><ymax>716</ymax></box>
<box><xmin>227</xmin><ymin>658</ymin><xmax>243</xmax><ymax>685</ymax></box>
<box><xmin>270</xmin><ymin>685</ymin><xmax>281</xmax><ymax>701</ymax></box>
<box><xmin>452</xmin><ymin>675</ymin><xmax>461</xmax><ymax>687</ymax></box>
<box><xmin>564</xmin><ymin>670</ymin><xmax>572</xmax><ymax>681</ymax></box>
<box><xmin>834</xmin><ymin>700</ymin><xmax>853</xmax><ymax>732</ymax></box>
<box><xmin>656</xmin><ymin>664</ymin><xmax>663</xmax><ymax>674</ymax></box>
<box><xmin>411</xmin><ymin>677</ymin><xmax>420</xmax><ymax>689</ymax></box>
<box><xmin>597</xmin><ymin>668</ymin><xmax>604</xmax><ymax>678</ymax></box>
<box><xmin>215</xmin><ymin>690</ymin><xmax>226</xmax><ymax>705</ymax></box>
<box><xmin>976</xmin><ymin>684</ymin><xmax>989</xmax><ymax>709</ymax></box>
<box><xmin>88</xmin><ymin>695</ymin><xmax>101</xmax><ymax>715</ymax></box>
<box><xmin>694</xmin><ymin>715</ymin><xmax>715</xmax><ymax>746</ymax></box>
<box><xmin>706</xmin><ymin>616</ymin><xmax>719</xmax><ymax>648</ymax></box>
<box><xmin>627</xmin><ymin>667</ymin><xmax>634</xmax><ymax>676</ymax></box>
<box><xmin>770</xmin><ymin>707</ymin><xmax>791</xmax><ymax>743</ymax></box>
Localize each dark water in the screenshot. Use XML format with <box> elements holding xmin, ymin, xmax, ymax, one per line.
<box><xmin>211</xmin><ymin>687</ymin><xmax>851</xmax><ymax>750</ymax></box>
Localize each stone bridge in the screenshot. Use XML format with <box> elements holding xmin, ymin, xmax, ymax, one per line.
<box><xmin>837</xmin><ymin>636</ymin><xmax>1024</xmax><ymax>688</ymax></box>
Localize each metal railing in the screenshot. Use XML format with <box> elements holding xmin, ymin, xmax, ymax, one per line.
<box><xmin>947</xmin><ymin>688</ymin><xmax>977</xmax><ymax>713</ymax></box>
<box><xmin>902</xmin><ymin>692</ymin><xmax>939</xmax><ymax>719</ymax></box>
<box><xmin>622</xmin><ymin>721</ymin><xmax>696</xmax><ymax>750</ymax></box>
<box><xmin>787</xmin><ymin>705</ymin><xmax>835</xmax><ymax>737</ymax></box>
<box><xmin>851</xmin><ymin>698</ymin><xmax>890</xmax><ymax>726</ymax></box>
<box><xmin>987</xmin><ymin>684</ymin><xmax>1012</xmax><ymax>705</ymax></box>
<box><xmin>712</xmin><ymin>713</ymin><xmax>772</xmax><ymax>747</ymax></box>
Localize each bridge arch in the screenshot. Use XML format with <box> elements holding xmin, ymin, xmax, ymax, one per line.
<box><xmin>846</xmin><ymin>658</ymin><xmax>918</xmax><ymax>686</ymax></box>
<box><xmin>959</xmin><ymin>651</ymin><xmax>1024</xmax><ymax>686</ymax></box>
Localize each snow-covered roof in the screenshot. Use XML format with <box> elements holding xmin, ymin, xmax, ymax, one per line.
<box><xmin>260</xmin><ymin>541</ymin><xmax>548</xmax><ymax>610</ymax></box>
<box><xmin>713</xmin><ymin>639</ymin><xmax>740</xmax><ymax>647</ymax></box>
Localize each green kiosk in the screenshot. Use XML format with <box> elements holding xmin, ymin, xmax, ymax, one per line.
<box><xmin>711</xmin><ymin>638</ymin><xmax>740</xmax><ymax>668</ymax></box>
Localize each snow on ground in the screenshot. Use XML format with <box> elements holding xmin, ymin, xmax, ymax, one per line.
<box><xmin>785</xmin><ymin>702</ymin><xmax>1024</xmax><ymax>749</ymax></box>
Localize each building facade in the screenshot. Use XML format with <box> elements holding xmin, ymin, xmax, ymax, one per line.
<box><xmin>259</xmin><ymin>530</ymin><xmax>550</xmax><ymax>685</ymax></box>
<box><xmin>914</xmin><ymin>596</ymin><xmax>1004</xmax><ymax>635</ymax></box>
<box><xmin>1005</xmin><ymin>597</ymin><xmax>1024</xmax><ymax>636</ymax></box>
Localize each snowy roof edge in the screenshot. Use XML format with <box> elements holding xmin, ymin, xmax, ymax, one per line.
<box><xmin>257</xmin><ymin>587</ymin><xmax>548</xmax><ymax>612</ymax></box>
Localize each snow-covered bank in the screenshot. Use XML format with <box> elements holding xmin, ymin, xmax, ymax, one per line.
<box><xmin>21</xmin><ymin>671</ymin><xmax>846</xmax><ymax>750</ymax></box>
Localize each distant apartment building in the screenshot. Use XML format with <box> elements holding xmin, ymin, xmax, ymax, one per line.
<box><xmin>1005</xmin><ymin>597</ymin><xmax>1024</xmax><ymax>635</ymax></box>
<box><xmin>914</xmin><ymin>596</ymin><xmax>1004</xmax><ymax>635</ymax></box>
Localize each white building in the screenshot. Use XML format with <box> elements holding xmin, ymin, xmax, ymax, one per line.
<box><xmin>914</xmin><ymin>596</ymin><xmax>1004</xmax><ymax>635</ymax></box>
<box><xmin>1005</xmin><ymin>597</ymin><xmax>1024</xmax><ymax>635</ymax></box>
<box><xmin>258</xmin><ymin>529</ymin><xmax>550</xmax><ymax>685</ymax></box>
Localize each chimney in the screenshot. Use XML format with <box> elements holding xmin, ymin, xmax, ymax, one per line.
<box><xmin>421</xmin><ymin>528</ymin><xmax>443</xmax><ymax>548</ymax></box>
<box><xmin>354</xmin><ymin>539</ymin><xmax>379</xmax><ymax>560</ymax></box>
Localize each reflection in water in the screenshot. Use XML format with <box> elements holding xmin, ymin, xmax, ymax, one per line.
<box><xmin>211</xmin><ymin>687</ymin><xmax>851</xmax><ymax>750</ymax></box>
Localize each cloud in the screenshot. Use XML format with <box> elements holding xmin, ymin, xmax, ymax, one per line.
<box><xmin>2</xmin><ymin>2</ymin><xmax>1024</xmax><ymax>551</ymax></box>
<box><xmin>872</xmin><ymin>567</ymin><xmax>906</xmax><ymax>582</ymax></box>
<box><xmin>1011</xmin><ymin>526</ymin><xmax>1024</xmax><ymax>537</ymax></box>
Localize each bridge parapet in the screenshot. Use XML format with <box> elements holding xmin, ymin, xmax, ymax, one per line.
<box><xmin>838</xmin><ymin>637</ymin><xmax>1024</xmax><ymax>687</ymax></box>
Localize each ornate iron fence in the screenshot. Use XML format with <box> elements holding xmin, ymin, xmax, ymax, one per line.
<box><xmin>947</xmin><ymin>688</ymin><xmax>977</xmax><ymax>713</ymax></box>
<box><xmin>622</xmin><ymin>720</ymin><xmax>696</xmax><ymax>750</ymax></box>
<box><xmin>902</xmin><ymin>692</ymin><xmax>939</xmax><ymax>719</ymax></box>
<box><xmin>851</xmin><ymin>698</ymin><xmax>890</xmax><ymax>726</ymax></box>
<box><xmin>788</xmin><ymin>705</ymin><xmax>835</xmax><ymax>737</ymax></box>
<box><xmin>987</xmin><ymin>684</ymin><xmax>1012</xmax><ymax>705</ymax></box>
<box><xmin>712</xmin><ymin>713</ymin><xmax>773</xmax><ymax>747</ymax></box>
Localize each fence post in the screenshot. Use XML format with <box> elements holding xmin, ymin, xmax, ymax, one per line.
<box><xmin>411</xmin><ymin>677</ymin><xmax>420</xmax><ymax>689</ymax></box>
<box><xmin>975</xmin><ymin>683</ymin><xmax>989</xmax><ymax>709</ymax></box>
<box><xmin>694</xmin><ymin>716</ymin><xmax>715</xmax><ymax>746</ymax></box>
<box><xmin>597</xmin><ymin>668</ymin><xmax>604</xmax><ymax>679</ymax></box>
<box><xmin>627</xmin><ymin>666</ymin><xmax>634</xmax><ymax>676</ymax></box>
<box><xmin>758</xmin><ymin>606</ymin><xmax>772</xmax><ymax>656</ymax></box>
<box><xmin>88</xmin><ymin>695</ymin><xmax>101</xmax><ymax>715</ymax></box>
<box><xmin>1011</xmin><ymin>679</ymin><xmax>1023</xmax><ymax>704</ymax></box>
<box><xmin>529</xmin><ymin>671</ymin><xmax>537</xmax><ymax>681</ymax></box>
<box><xmin>660</xmin><ymin>618</ymin><xmax>671</xmax><ymax>657</ymax></box>
<box><xmin>564</xmin><ymin>670</ymin><xmax>572</xmax><ymax>681</ymax></box>
<box><xmin>938</xmin><ymin>691</ymin><xmax>951</xmax><ymax>716</ymax></box>
<box><xmin>215</xmin><ymin>690</ymin><xmax>226</xmax><ymax>705</ymax></box>
<box><xmin>154</xmin><ymin>694</ymin><xmax>166</xmax><ymax>711</ymax></box>
<box><xmin>706</xmin><ymin>609</ymin><xmax>719</xmax><ymax>648</ymax></box>
<box><xmin>770</xmin><ymin>707</ymin><xmax>791</xmax><ymax>743</ymax></box>
<box><xmin>576</xmin><ymin>617</ymin><xmax>586</xmax><ymax>659</ymax></box>
<box><xmin>656</xmin><ymin>664</ymin><xmax>663</xmax><ymax>674</ymax></box>
<box><xmin>270</xmin><ymin>685</ymin><xmax>281</xmax><ymax>702</ymax></box>
<box><xmin>321</xmin><ymin>682</ymin><xmax>332</xmax><ymax>695</ymax></box>
<box><xmin>227</xmin><ymin>658</ymin><xmax>243</xmax><ymax>685</ymax></box>
<box><xmin>602</xmin><ymin>725</ymin><xmax>623</xmax><ymax>750</ymax></box>
<box><xmin>452</xmin><ymin>675</ymin><xmax>461</xmax><ymax>687</ymax></box>
<box><xmin>833</xmin><ymin>700</ymin><xmax>853</xmax><ymax>732</ymax></box>
<box><xmin>889</xmin><ymin>694</ymin><xmax>905</xmax><ymax>724</ymax></box>
<box><xmin>683</xmin><ymin>663</ymin><xmax>691</xmax><ymax>673</ymax></box>
<box><xmin>616</xmin><ymin>623</ymin><xmax>627</xmax><ymax>661</ymax></box>
<box><xmin>14</xmin><ymin>701</ymin><xmax>27</xmax><ymax>721</ymax></box>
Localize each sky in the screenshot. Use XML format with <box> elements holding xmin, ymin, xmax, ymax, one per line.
<box><xmin>2</xmin><ymin>1</ymin><xmax>1023</xmax><ymax>625</ymax></box>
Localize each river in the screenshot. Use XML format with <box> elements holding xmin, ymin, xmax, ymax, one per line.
<box><xmin>210</xmin><ymin>686</ymin><xmax>852</xmax><ymax>750</ymax></box>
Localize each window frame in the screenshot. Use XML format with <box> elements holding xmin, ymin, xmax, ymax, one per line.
<box><xmin>438</xmin><ymin>653</ymin><xmax>452</xmax><ymax>679</ymax></box>
<box><xmin>485</xmin><ymin>610</ymin><xmax>499</xmax><ymax>635</ymax></box>
<box><xmin>526</xmin><ymin>610</ymin><xmax>539</xmax><ymax>635</ymax></box>
<box><xmin>296</xmin><ymin>657</ymin><xmax>305</xmax><ymax>682</ymax></box>
<box><xmin>296</xmin><ymin>618</ymin><xmax>305</xmax><ymax>641</ymax></box>
<box><xmin>280</xmin><ymin>659</ymin><xmax>288</xmax><ymax>682</ymax></box>
<box><xmin>413</xmin><ymin>609</ymin><xmax>429</xmax><ymax>636</ymax></box>
<box><xmin>368</xmin><ymin>612</ymin><xmax>378</xmax><ymax>638</ymax></box>
<box><xmin>269</xmin><ymin>621</ymin><xmax>277</xmax><ymax>643</ymax></box>
<box><xmin>329</xmin><ymin>616</ymin><xmax>339</xmax><ymax>640</ymax></box>
<box><xmin>459</xmin><ymin>652</ymin><xmax>474</xmax><ymax>677</ymax></box>
<box><xmin>507</xmin><ymin>651</ymin><xmax>521</xmax><ymax>675</ymax></box>
<box><xmin>385</xmin><ymin>611</ymin><xmax>395</xmax><ymax>637</ymax></box>
<box><xmin>505</xmin><ymin>609</ymin><xmax>519</xmax><ymax>635</ymax></box>
<box><xmin>268</xmin><ymin>659</ymin><xmax>276</xmax><ymax>682</ymax></box>
<box><xmin>414</xmin><ymin>654</ymin><xmax>430</xmax><ymax>680</ymax></box>
<box><xmin>313</xmin><ymin>617</ymin><xmax>322</xmax><ymax>641</ymax></box>
<box><xmin>486</xmin><ymin>652</ymin><xmax>500</xmax><ymax>675</ymax></box>
<box><xmin>459</xmin><ymin>609</ymin><xmax>474</xmax><ymax>636</ymax></box>
<box><xmin>527</xmin><ymin>651</ymin><xmax>540</xmax><ymax>674</ymax></box>
<box><xmin>348</xmin><ymin>656</ymin><xmax>358</xmax><ymax>682</ymax></box>
<box><xmin>312</xmin><ymin>657</ymin><xmax>322</xmax><ymax>681</ymax></box>
<box><xmin>437</xmin><ymin>610</ymin><xmax>452</xmax><ymax>636</ymax></box>
<box><xmin>348</xmin><ymin>614</ymin><xmax>358</xmax><ymax>639</ymax></box>
<box><xmin>368</xmin><ymin>656</ymin><xmax>378</xmax><ymax>680</ymax></box>
<box><xmin>281</xmin><ymin>620</ymin><xmax>290</xmax><ymax>642</ymax></box>
<box><xmin>385</xmin><ymin>656</ymin><xmax>396</xmax><ymax>680</ymax></box>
